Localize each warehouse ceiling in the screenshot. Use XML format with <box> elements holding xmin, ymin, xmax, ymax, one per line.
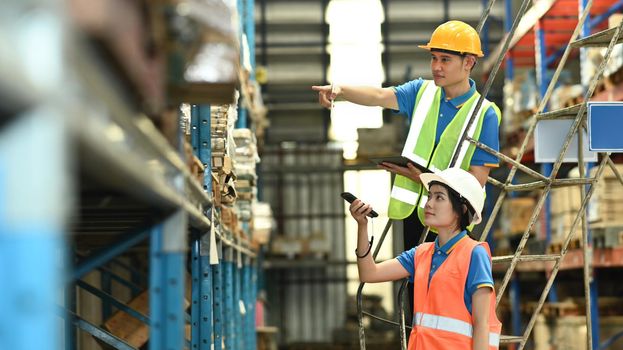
<box><xmin>255</xmin><ymin>0</ymin><xmax>508</xmax><ymax>145</ymax></box>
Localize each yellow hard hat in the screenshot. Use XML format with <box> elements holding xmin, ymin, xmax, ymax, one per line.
<box><xmin>418</xmin><ymin>21</ymin><xmax>484</xmax><ymax>57</ymax></box>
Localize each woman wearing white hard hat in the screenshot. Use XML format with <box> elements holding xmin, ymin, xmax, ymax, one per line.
<box><xmin>349</xmin><ymin>168</ymin><xmax>501</xmax><ymax>350</ymax></box>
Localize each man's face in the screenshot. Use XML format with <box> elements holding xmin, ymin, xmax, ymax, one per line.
<box><xmin>429</xmin><ymin>51</ymin><xmax>471</xmax><ymax>87</ymax></box>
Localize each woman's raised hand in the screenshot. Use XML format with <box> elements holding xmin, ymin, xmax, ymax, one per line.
<box><xmin>349</xmin><ymin>199</ymin><xmax>373</xmax><ymax>225</ymax></box>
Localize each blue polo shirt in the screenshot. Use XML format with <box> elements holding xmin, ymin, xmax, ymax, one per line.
<box><xmin>396</xmin><ymin>231</ymin><xmax>494</xmax><ymax>314</ymax></box>
<box><xmin>392</xmin><ymin>78</ymin><xmax>500</xmax><ymax>167</ymax></box>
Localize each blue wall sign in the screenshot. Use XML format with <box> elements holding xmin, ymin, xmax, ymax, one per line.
<box><xmin>588</xmin><ymin>102</ymin><xmax>623</xmax><ymax>152</ymax></box>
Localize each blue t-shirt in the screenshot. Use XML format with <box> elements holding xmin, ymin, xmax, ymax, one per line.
<box><xmin>393</xmin><ymin>78</ymin><xmax>500</xmax><ymax>167</ymax></box>
<box><xmin>395</xmin><ymin>231</ymin><xmax>494</xmax><ymax>314</ymax></box>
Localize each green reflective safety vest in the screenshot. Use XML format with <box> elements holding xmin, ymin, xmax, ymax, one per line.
<box><xmin>388</xmin><ymin>80</ymin><xmax>501</xmax><ymax>224</ymax></box>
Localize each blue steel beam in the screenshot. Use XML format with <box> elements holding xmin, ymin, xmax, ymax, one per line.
<box><xmin>72</xmin><ymin>228</ymin><xmax>150</xmax><ymax>281</ymax></box>
<box><xmin>544</xmin><ymin>0</ymin><xmax>623</xmax><ymax>68</ymax></box>
<box><xmin>100</xmin><ymin>270</ymin><xmax>113</xmax><ymax>320</ymax></box>
<box><xmin>61</xmin><ymin>308</ymin><xmax>136</xmax><ymax>350</ymax></box>
<box><xmin>237</xmin><ymin>0</ymin><xmax>248</xmax><ymax>129</ymax></box>
<box><xmin>544</xmin><ymin>46</ymin><xmax>567</xmax><ymax>68</ymax></box>
<box><xmin>76</xmin><ymin>280</ymin><xmax>150</xmax><ymax>324</ymax></box>
<box><xmin>191</xmin><ymin>236</ymin><xmax>201</xmax><ymax>350</ymax></box>
<box><xmin>248</xmin><ymin>263</ymin><xmax>255</xmax><ymax>350</ymax></box>
<box><xmin>505</xmin><ymin>0</ymin><xmax>515</xmax><ymax>80</ymax></box>
<box><xmin>149</xmin><ymin>218</ymin><xmax>186</xmax><ymax>350</ymax></box>
<box><xmin>97</xmin><ymin>266</ymin><xmax>144</xmax><ymax>295</ymax></box>
<box><xmin>599</xmin><ymin>315</ymin><xmax>623</xmax><ymax>349</ymax></box>
<box><xmin>190</xmin><ymin>105</ymin><xmax>200</xmax><ymax>350</ymax></box>
<box><xmin>245</xmin><ymin>260</ymin><xmax>257</xmax><ymax>350</ymax></box>
<box><xmin>250</xmin><ymin>262</ymin><xmax>258</xmax><ymax>350</ymax></box>
<box><xmin>237</xmin><ymin>0</ymin><xmax>256</xmax><ymax>129</ymax></box>
<box><xmin>192</xmin><ymin>103</ymin><xmax>213</xmax><ymax>349</ymax></box>
<box><xmin>0</xmin><ymin>115</ymin><xmax>68</xmax><ymax>350</ymax></box>
<box><xmin>241</xmin><ymin>264</ymin><xmax>247</xmax><ymax>350</ymax></box>
<box><xmin>535</xmin><ymin>20</ymin><xmax>550</xmax><ymax>102</ymax></box>
<box><xmin>235</xmin><ymin>261</ymin><xmax>242</xmax><ymax>350</ymax></box>
<box><xmin>213</xmin><ymin>259</ymin><xmax>224</xmax><ymax>350</ymax></box>
<box><xmin>589</xmin><ymin>0</ymin><xmax>623</xmax><ymax>29</ymax></box>
<box><xmin>200</xmin><ymin>248</ymin><xmax>213</xmax><ymax>349</ymax></box>
<box><xmin>190</xmin><ymin>105</ymin><xmax>200</xmax><ymax>153</ymax></box>
<box><xmin>223</xmin><ymin>255</ymin><xmax>234</xmax><ymax>349</ymax></box>
<box><xmin>110</xmin><ymin>258</ymin><xmax>148</xmax><ymax>287</ymax></box>
<box><xmin>198</xmin><ymin>106</ymin><xmax>212</xmax><ymax>180</ymax></box>
<box><xmin>66</xmin><ymin>282</ymin><xmax>77</xmax><ymax>350</ymax></box>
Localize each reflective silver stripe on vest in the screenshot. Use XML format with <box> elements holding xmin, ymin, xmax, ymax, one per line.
<box><xmin>391</xmin><ymin>187</ymin><xmax>419</xmax><ymax>205</ymax></box>
<box><xmin>451</xmin><ymin>100</ymin><xmax>491</xmax><ymax>167</ymax></box>
<box><xmin>414</xmin><ymin>312</ymin><xmax>500</xmax><ymax>348</ymax></box>
<box><xmin>402</xmin><ymin>82</ymin><xmax>438</xmax><ymax>161</ymax></box>
<box><xmin>418</xmin><ymin>195</ymin><xmax>428</xmax><ymax>209</ymax></box>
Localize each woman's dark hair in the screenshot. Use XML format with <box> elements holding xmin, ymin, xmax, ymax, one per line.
<box><xmin>428</xmin><ymin>181</ymin><xmax>474</xmax><ymax>232</ymax></box>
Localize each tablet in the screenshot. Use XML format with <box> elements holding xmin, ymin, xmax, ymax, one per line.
<box><xmin>369</xmin><ymin>156</ymin><xmax>432</xmax><ymax>173</ymax></box>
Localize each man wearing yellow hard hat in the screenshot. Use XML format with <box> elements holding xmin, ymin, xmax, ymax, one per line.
<box><xmin>313</xmin><ymin>19</ymin><xmax>500</xmax><ymax>302</ymax></box>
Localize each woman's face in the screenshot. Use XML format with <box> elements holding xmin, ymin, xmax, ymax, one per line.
<box><xmin>423</xmin><ymin>184</ymin><xmax>460</xmax><ymax>229</ymax></box>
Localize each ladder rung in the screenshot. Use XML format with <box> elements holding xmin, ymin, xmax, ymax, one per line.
<box><xmin>571</xmin><ymin>27</ymin><xmax>623</xmax><ymax>48</ymax></box>
<box><xmin>493</xmin><ymin>254</ymin><xmax>560</xmax><ymax>264</ymax></box>
<box><xmin>500</xmin><ymin>335</ymin><xmax>524</xmax><ymax>343</ymax></box>
<box><xmin>537</xmin><ymin>103</ymin><xmax>585</xmax><ymax>120</ymax></box>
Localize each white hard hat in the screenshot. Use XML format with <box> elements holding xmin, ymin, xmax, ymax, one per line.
<box><xmin>419</xmin><ymin>167</ymin><xmax>485</xmax><ymax>225</ymax></box>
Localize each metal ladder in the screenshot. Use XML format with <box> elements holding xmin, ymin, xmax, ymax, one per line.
<box><xmin>355</xmin><ymin>0</ymin><xmax>623</xmax><ymax>349</ymax></box>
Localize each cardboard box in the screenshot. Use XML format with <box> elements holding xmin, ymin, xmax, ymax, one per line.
<box><xmin>550</xmin><ymin>186</ymin><xmax>582</xmax><ymax>216</ymax></box>
<box><xmin>502</xmin><ymin>197</ymin><xmax>537</xmax><ymax>234</ymax></box>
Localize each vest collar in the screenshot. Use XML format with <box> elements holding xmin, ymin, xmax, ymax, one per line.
<box><xmin>441</xmin><ymin>78</ymin><xmax>476</xmax><ymax>109</ymax></box>
<box><xmin>434</xmin><ymin>230</ymin><xmax>468</xmax><ymax>254</ymax></box>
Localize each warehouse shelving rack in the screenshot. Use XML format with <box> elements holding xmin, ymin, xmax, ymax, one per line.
<box><xmin>0</xmin><ymin>1</ymin><xmax>260</xmax><ymax>350</ymax></box>
<box><xmin>355</xmin><ymin>1</ymin><xmax>623</xmax><ymax>350</ymax></box>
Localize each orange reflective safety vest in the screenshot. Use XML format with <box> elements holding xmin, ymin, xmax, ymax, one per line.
<box><xmin>407</xmin><ymin>238</ymin><xmax>502</xmax><ymax>350</ymax></box>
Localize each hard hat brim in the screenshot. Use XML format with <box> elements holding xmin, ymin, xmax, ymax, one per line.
<box><xmin>418</xmin><ymin>44</ymin><xmax>484</xmax><ymax>58</ymax></box>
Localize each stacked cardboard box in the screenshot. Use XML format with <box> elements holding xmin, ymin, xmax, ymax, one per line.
<box><xmin>232</xmin><ymin>128</ymin><xmax>259</xmax><ymax>240</ymax></box>
<box><xmin>550</xmin><ymin>186</ymin><xmax>582</xmax><ymax>244</ymax></box>
<box><xmin>589</xmin><ymin>164</ymin><xmax>623</xmax><ymax>226</ymax></box>
<box><xmin>211</xmin><ymin>104</ymin><xmax>237</xmax><ymax>207</ymax></box>
<box><xmin>252</xmin><ymin>202</ymin><xmax>274</xmax><ymax>246</ymax></box>
<box><xmin>603</xmin><ymin>14</ymin><xmax>623</xmax><ymax>89</ymax></box>
<box><xmin>501</xmin><ymin>197</ymin><xmax>536</xmax><ymax>235</ymax></box>
<box><xmin>102</xmin><ymin>273</ymin><xmax>192</xmax><ymax>347</ymax></box>
<box><xmin>503</xmin><ymin>71</ymin><xmax>539</xmax><ymax>134</ymax></box>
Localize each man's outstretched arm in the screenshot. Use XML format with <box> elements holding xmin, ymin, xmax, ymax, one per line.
<box><xmin>312</xmin><ymin>85</ymin><xmax>399</xmax><ymax>110</ymax></box>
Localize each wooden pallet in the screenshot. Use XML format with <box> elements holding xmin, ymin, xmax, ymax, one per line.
<box><xmin>592</xmin><ymin>224</ymin><xmax>623</xmax><ymax>248</ymax></box>
<box><xmin>541</xmin><ymin>301</ymin><xmax>581</xmax><ymax>317</ymax></box>
<box><xmin>548</xmin><ymin>238</ymin><xmax>582</xmax><ymax>254</ymax></box>
<box><xmin>562</xmin><ymin>95</ymin><xmax>584</xmax><ymax>108</ymax></box>
<box><xmin>606</xmin><ymin>64</ymin><xmax>623</xmax><ymax>86</ymax></box>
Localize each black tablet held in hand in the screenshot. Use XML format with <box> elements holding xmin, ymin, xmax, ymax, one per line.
<box><xmin>369</xmin><ymin>156</ymin><xmax>432</xmax><ymax>173</ymax></box>
<box><xmin>341</xmin><ymin>192</ymin><xmax>379</xmax><ymax>218</ymax></box>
